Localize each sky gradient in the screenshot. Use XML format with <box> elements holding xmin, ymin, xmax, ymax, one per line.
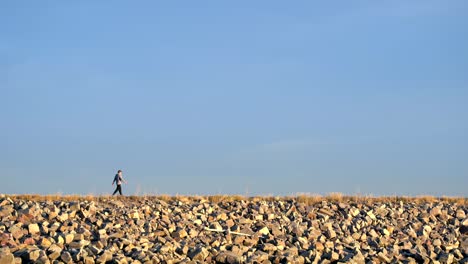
<box><xmin>2</xmin><ymin>1</ymin><xmax>468</xmax><ymax>196</ymax></box>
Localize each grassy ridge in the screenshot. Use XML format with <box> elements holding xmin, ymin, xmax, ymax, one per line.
<box><xmin>2</xmin><ymin>193</ymin><xmax>466</xmax><ymax>205</ymax></box>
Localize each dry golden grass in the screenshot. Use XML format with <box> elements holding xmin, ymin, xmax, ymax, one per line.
<box><xmin>208</xmin><ymin>195</ymin><xmax>246</xmax><ymax>203</ymax></box>
<box><xmin>295</xmin><ymin>194</ymin><xmax>322</xmax><ymax>205</ymax></box>
<box><xmin>2</xmin><ymin>193</ymin><xmax>466</xmax><ymax>205</ymax></box>
<box><xmin>7</xmin><ymin>194</ymin><xmax>97</xmax><ymax>202</ymax></box>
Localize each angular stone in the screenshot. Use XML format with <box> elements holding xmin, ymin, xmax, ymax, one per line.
<box><xmin>350</xmin><ymin>208</ymin><xmax>360</xmax><ymax>217</ymax></box>
<box><xmin>456</xmin><ymin>209</ymin><xmax>466</xmax><ymax>219</ymax></box>
<box><xmin>209</xmin><ymin>222</ymin><xmax>223</xmax><ymax>231</ymax></box>
<box><xmin>318</xmin><ymin>208</ymin><xmax>334</xmax><ymax>217</ymax></box>
<box><xmin>47</xmin><ymin>244</ymin><xmax>62</xmax><ymax>260</ymax></box>
<box><xmin>27</xmin><ymin>250</ymin><xmax>41</xmax><ymax>262</ymax></box>
<box><xmin>366</xmin><ymin>210</ymin><xmax>376</xmax><ymax>220</ymax></box>
<box><xmin>98</xmin><ymin>229</ymin><xmax>107</xmax><ymax>236</ymax></box>
<box><xmin>382</xmin><ymin>228</ymin><xmax>391</xmax><ymax>236</ymax></box>
<box><xmin>60</xmin><ymin>251</ymin><xmax>73</xmax><ymax>263</ymax></box>
<box><xmin>250</xmin><ymin>250</ymin><xmax>269</xmax><ymax>262</ymax></box>
<box><xmin>260</xmin><ymin>243</ymin><xmax>277</xmax><ymax>252</ymax></box>
<box><xmin>128</xmin><ymin>211</ymin><xmax>140</xmax><ymax>219</ymax></box>
<box><xmin>330</xmin><ymin>251</ymin><xmax>339</xmax><ymax>261</ymax></box>
<box><xmin>36</xmin><ymin>256</ymin><xmax>50</xmax><ymax>264</ymax></box>
<box><xmin>73</xmin><ymin>233</ymin><xmax>84</xmax><ymax>241</ymax></box>
<box><xmin>56</xmin><ymin>235</ymin><xmax>64</xmax><ymax>245</ymax></box>
<box><xmin>28</xmin><ymin>223</ymin><xmax>40</xmax><ymax>234</ymax></box>
<box><xmin>462</xmin><ymin>218</ymin><xmax>468</xmax><ymax>226</ymax></box>
<box><xmin>0</xmin><ymin>249</ymin><xmax>15</xmax><ymax>264</ymax></box>
<box><xmin>430</xmin><ymin>207</ymin><xmax>441</xmax><ymax>216</ymax></box>
<box><xmin>23</xmin><ymin>237</ymin><xmax>36</xmax><ymax>245</ymax></box>
<box><xmin>87</xmin><ymin>245</ymin><xmax>101</xmax><ymax>256</ymax></box>
<box><xmin>96</xmin><ymin>251</ymin><xmax>112</xmax><ymax>263</ymax></box>
<box><xmin>188</xmin><ymin>247</ymin><xmax>209</xmax><ymax>261</ymax></box>
<box><xmin>40</xmin><ymin>237</ymin><xmax>52</xmax><ymax>248</ymax></box>
<box><xmin>438</xmin><ymin>253</ymin><xmax>454</xmax><ymax>264</ymax></box>
<box><xmin>84</xmin><ymin>256</ymin><xmax>95</xmax><ymax>264</ymax></box>
<box><xmin>69</xmin><ymin>240</ymin><xmax>90</xmax><ymax>249</ymax></box>
<box><xmin>216</xmin><ymin>251</ymin><xmax>243</xmax><ymax>264</ymax></box>
<box><xmin>64</xmin><ymin>233</ymin><xmax>74</xmax><ymax>244</ymax></box>
<box><xmin>173</xmin><ymin>229</ymin><xmax>188</xmax><ymax>239</ymax></box>
<box><xmin>9</xmin><ymin>226</ymin><xmax>24</xmax><ymax>240</ymax></box>
<box><xmin>326</xmin><ymin>229</ymin><xmax>336</xmax><ymax>239</ymax></box>
<box><xmin>58</xmin><ymin>213</ymin><xmax>69</xmax><ymax>222</ymax></box>
<box><xmin>315</xmin><ymin>242</ymin><xmax>324</xmax><ymax>251</ymax></box>
<box><xmin>369</xmin><ymin>229</ymin><xmax>379</xmax><ymax>238</ymax></box>
<box><xmin>257</xmin><ymin>226</ymin><xmax>270</xmax><ymax>235</ymax></box>
<box><xmin>377</xmin><ymin>252</ymin><xmax>392</xmax><ymax>263</ymax></box>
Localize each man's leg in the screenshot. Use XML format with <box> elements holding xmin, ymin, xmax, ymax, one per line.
<box><xmin>112</xmin><ymin>186</ymin><xmax>119</xmax><ymax>195</ymax></box>
<box><xmin>118</xmin><ymin>185</ymin><xmax>122</xmax><ymax>195</ymax></box>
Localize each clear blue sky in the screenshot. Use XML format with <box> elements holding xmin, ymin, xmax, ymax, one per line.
<box><xmin>1</xmin><ymin>1</ymin><xmax>467</xmax><ymax>196</ymax></box>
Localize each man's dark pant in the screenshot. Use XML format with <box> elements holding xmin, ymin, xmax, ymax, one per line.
<box><xmin>113</xmin><ymin>185</ymin><xmax>122</xmax><ymax>195</ymax></box>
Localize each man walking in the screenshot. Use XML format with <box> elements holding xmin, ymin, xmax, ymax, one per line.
<box><xmin>112</xmin><ymin>170</ymin><xmax>127</xmax><ymax>195</ymax></box>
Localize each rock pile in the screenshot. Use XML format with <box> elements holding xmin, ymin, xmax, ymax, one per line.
<box><xmin>0</xmin><ymin>195</ymin><xmax>466</xmax><ymax>263</ymax></box>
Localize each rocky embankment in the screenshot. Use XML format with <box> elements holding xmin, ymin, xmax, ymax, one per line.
<box><xmin>0</xmin><ymin>195</ymin><xmax>467</xmax><ymax>264</ymax></box>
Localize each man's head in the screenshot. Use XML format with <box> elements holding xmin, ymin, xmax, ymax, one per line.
<box><xmin>117</xmin><ymin>170</ymin><xmax>122</xmax><ymax>175</ymax></box>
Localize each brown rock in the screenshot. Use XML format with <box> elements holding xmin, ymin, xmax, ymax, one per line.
<box><xmin>216</xmin><ymin>251</ymin><xmax>243</xmax><ymax>264</ymax></box>
<box><xmin>36</xmin><ymin>256</ymin><xmax>50</xmax><ymax>264</ymax></box>
<box><xmin>188</xmin><ymin>247</ymin><xmax>209</xmax><ymax>261</ymax></box>
<box><xmin>250</xmin><ymin>250</ymin><xmax>269</xmax><ymax>262</ymax></box>
<box><xmin>318</xmin><ymin>208</ymin><xmax>334</xmax><ymax>217</ymax></box>
<box><xmin>315</xmin><ymin>242</ymin><xmax>324</xmax><ymax>251</ymax></box>
<box><xmin>377</xmin><ymin>252</ymin><xmax>392</xmax><ymax>263</ymax></box>
<box><xmin>23</xmin><ymin>237</ymin><xmax>36</xmax><ymax>245</ymax></box>
<box><xmin>173</xmin><ymin>229</ymin><xmax>188</xmax><ymax>239</ymax></box>
<box><xmin>84</xmin><ymin>256</ymin><xmax>95</xmax><ymax>264</ymax></box>
<box><xmin>260</xmin><ymin>243</ymin><xmax>277</xmax><ymax>252</ymax></box>
<box><xmin>96</xmin><ymin>251</ymin><xmax>112</xmax><ymax>263</ymax></box>
<box><xmin>60</xmin><ymin>251</ymin><xmax>73</xmax><ymax>263</ymax></box>
<box><xmin>326</xmin><ymin>229</ymin><xmax>336</xmax><ymax>239</ymax></box>
<box><xmin>69</xmin><ymin>240</ymin><xmax>90</xmax><ymax>249</ymax></box>
<box><xmin>46</xmin><ymin>244</ymin><xmax>62</xmax><ymax>260</ymax></box>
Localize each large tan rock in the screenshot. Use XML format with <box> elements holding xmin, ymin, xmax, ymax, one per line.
<box><xmin>0</xmin><ymin>249</ymin><xmax>15</xmax><ymax>264</ymax></box>
<box><xmin>28</xmin><ymin>223</ymin><xmax>40</xmax><ymax>234</ymax></box>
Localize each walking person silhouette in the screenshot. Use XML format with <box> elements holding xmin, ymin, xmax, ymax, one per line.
<box><xmin>112</xmin><ymin>170</ymin><xmax>127</xmax><ymax>195</ymax></box>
